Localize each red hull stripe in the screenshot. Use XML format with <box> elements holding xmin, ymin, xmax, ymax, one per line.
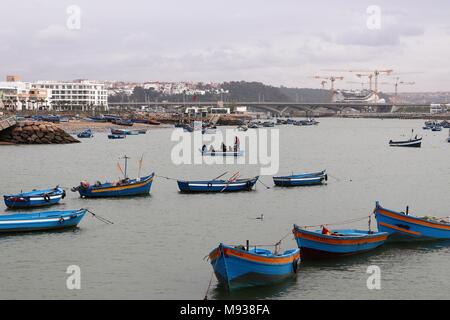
<box><xmin>209</xmin><ymin>247</ymin><xmax>300</xmax><ymax>265</ymax></box>
<box><xmin>377</xmin><ymin>209</ymin><xmax>450</xmax><ymax>231</ymax></box>
<box><xmin>378</xmin><ymin>222</ymin><xmax>421</xmax><ymax>236</ymax></box>
<box><xmin>294</xmin><ymin>231</ymin><xmax>387</xmax><ymax>245</ymax></box>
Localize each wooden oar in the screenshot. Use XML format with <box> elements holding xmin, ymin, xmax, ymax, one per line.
<box><xmin>213</xmin><ymin>172</ymin><xmax>228</xmax><ymax>181</ymax></box>
<box><xmin>220</xmin><ymin>172</ymin><xmax>240</xmax><ymax>193</ymax></box>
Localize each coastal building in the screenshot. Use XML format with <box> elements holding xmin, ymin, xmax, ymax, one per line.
<box><xmin>32</xmin><ymin>80</ymin><xmax>108</xmax><ymax>111</ymax></box>
<box><xmin>0</xmin><ymin>76</ymin><xmax>51</xmax><ymax>111</ymax></box>
<box><xmin>430</xmin><ymin>104</ymin><xmax>448</xmax><ymax>114</ymax></box>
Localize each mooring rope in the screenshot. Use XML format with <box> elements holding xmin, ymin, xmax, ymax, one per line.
<box><xmin>86</xmin><ymin>209</ymin><xmax>114</xmax><ymax>225</ymax></box>
<box><xmin>257</xmin><ymin>179</ymin><xmax>271</xmax><ymax>189</ymax></box>
<box><xmin>155</xmin><ymin>175</ymin><xmax>178</xmax><ymax>181</ymax></box>
<box><xmin>300</xmin><ymin>213</ymin><xmax>373</xmax><ymax>230</ymax></box>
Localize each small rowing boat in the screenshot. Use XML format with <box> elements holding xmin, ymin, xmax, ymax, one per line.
<box><xmin>208</xmin><ymin>243</ymin><xmax>300</xmax><ymax>290</ymax></box>
<box><xmin>108</xmin><ymin>134</ymin><xmax>126</xmax><ymax>140</ymax></box>
<box><xmin>273</xmin><ymin>170</ymin><xmax>327</xmax><ymax>187</ymax></box>
<box><xmin>293</xmin><ymin>225</ymin><xmax>388</xmax><ymax>259</ymax></box>
<box><xmin>374</xmin><ymin>202</ymin><xmax>450</xmax><ymax>241</ymax></box>
<box><xmin>72</xmin><ymin>156</ymin><xmax>155</xmax><ymax>198</ymax></box>
<box><xmin>200</xmin><ymin>148</ymin><xmax>244</xmax><ymax>157</ymax></box>
<box><xmin>77</xmin><ymin>129</ymin><xmax>93</xmax><ymax>138</ymax></box>
<box><xmin>0</xmin><ymin>209</ymin><xmax>87</xmax><ymax>233</ymax></box>
<box><xmin>177</xmin><ymin>174</ymin><xmax>258</xmax><ymax>193</ymax></box>
<box><xmin>4</xmin><ymin>187</ymin><xmax>66</xmax><ymax>209</ymax></box>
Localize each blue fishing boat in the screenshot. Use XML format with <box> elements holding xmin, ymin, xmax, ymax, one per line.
<box><xmin>208</xmin><ymin>243</ymin><xmax>300</xmax><ymax>290</ymax></box>
<box><xmin>374</xmin><ymin>202</ymin><xmax>450</xmax><ymax>241</ymax></box>
<box><xmin>108</xmin><ymin>134</ymin><xmax>126</xmax><ymax>140</ymax></box>
<box><xmin>0</xmin><ymin>209</ymin><xmax>87</xmax><ymax>233</ymax></box>
<box><xmin>273</xmin><ymin>170</ymin><xmax>327</xmax><ymax>187</ymax></box>
<box><xmin>177</xmin><ymin>174</ymin><xmax>258</xmax><ymax>193</ymax></box>
<box><xmin>77</xmin><ymin>129</ymin><xmax>93</xmax><ymax>138</ymax></box>
<box><xmin>111</xmin><ymin>129</ymin><xmax>139</xmax><ymax>136</ymax></box>
<box><xmin>4</xmin><ymin>187</ymin><xmax>66</xmax><ymax>209</ymax></box>
<box><xmin>72</xmin><ymin>156</ymin><xmax>155</xmax><ymax>198</ymax></box>
<box><xmin>293</xmin><ymin>225</ymin><xmax>388</xmax><ymax>259</ymax></box>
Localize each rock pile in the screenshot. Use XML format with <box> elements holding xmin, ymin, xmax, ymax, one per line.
<box><xmin>0</xmin><ymin>121</ymin><xmax>80</xmax><ymax>144</ymax></box>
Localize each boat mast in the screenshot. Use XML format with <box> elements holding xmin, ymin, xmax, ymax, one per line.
<box><xmin>122</xmin><ymin>155</ymin><xmax>130</xmax><ymax>180</ymax></box>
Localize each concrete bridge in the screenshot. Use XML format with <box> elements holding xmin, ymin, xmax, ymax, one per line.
<box><xmin>108</xmin><ymin>101</ymin><xmax>429</xmax><ymax>115</ymax></box>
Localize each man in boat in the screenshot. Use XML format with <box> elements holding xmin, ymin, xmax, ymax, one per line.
<box><xmin>234</xmin><ymin>136</ymin><xmax>240</xmax><ymax>152</ymax></box>
<box><xmin>222</xmin><ymin>143</ymin><xmax>227</xmax><ymax>153</ymax></box>
<box><xmin>202</xmin><ymin>144</ymin><xmax>207</xmax><ymax>154</ymax></box>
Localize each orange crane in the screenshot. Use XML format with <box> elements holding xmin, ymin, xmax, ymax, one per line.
<box><xmin>310</xmin><ymin>76</ymin><xmax>344</xmax><ymax>91</ymax></box>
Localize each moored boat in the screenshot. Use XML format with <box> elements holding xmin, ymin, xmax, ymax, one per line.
<box><xmin>4</xmin><ymin>187</ymin><xmax>66</xmax><ymax>209</ymax></box>
<box><xmin>389</xmin><ymin>137</ymin><xmax>422</xmax><ymax>148</ymax></box>
<box><xmin>374</xmin><ymin>202</ymin><xmax>450</xmax><ymax>241</ymax></box>
<box><xmin>77</xmin><ymin>129</ymin><xmax>93</xmax><ymax>138</ymax></box>
<box><xmin>0</xmin><ymin>209</ymin><xmax>87</xmax><ymax>233</ymax></box>
<box><xmin>293</xmin><ymin>225</ymin><xmax>388</xmax><ymax>259</ymax></box>
<box><xmin>208</xmin><ymin>243</ymin><xmax>300</xmax><ymax>290</ymax></box>
<box><xmin>71</xmin><ymin>156</ymin><xmax>155</xmax><ymax>198</ymax></box>
<box><xmin>108</xmin><ymin>134</ymin><xmax>126</xmax><ymax>140</ymax></box>
<box><xmin>177</xmin><ymin>175</ymin><xmax>258</xmax><ymax>193</ymax></box>
<box><xmin>273</xmin><ymin>170</ymin><xmax>327</xmax><ymax>187</ymax></box>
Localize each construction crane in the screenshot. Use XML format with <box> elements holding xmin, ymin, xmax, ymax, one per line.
<box><xmin>347</xmin><ymin>81</ymin><xmax>370</xmax><ymax>90</ymax></box>
<box><xmin>324</xmin><ymin>69</ymin><xmax>393</xmax><ymax>96</ymax></box>
<box><xmin>380</xmin><ymin>77</ymin><xmax>415</xmax><ymax>104</ymax></box>
<box><xmin>355</xmin><ymin>73</ymin><xmax>374</xmax><ymax>91</ymax></box>
<box><xmin>310</xmin><ymin>76</ymin><xmax>344</xmax><ymax>91</ymax></box>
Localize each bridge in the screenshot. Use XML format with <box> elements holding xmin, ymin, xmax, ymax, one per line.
<box><xmin>108</xmin><ymin>101</ymin><xmax>429</xmax><ymax>115</ymax></box>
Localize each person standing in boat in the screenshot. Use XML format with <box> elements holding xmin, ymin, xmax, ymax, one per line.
<box><xmin>222</xmin><ymin>143</ymin><xmax>227</xmax><ymax>153</ymax></box>
<box><xmin>234</xmin><ymin>136</ymin><xmax>240</xmax><ymax>152</ymax></box>
<box><xmin>202</xmin><ymin>144</ymin><xmax>207</xmax><ymax>154</ymax></box>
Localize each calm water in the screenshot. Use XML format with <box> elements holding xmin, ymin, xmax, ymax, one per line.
<box><xmin>0</xmin><ymin>118</ymin><xmax>448</xmax><ymax>300</ymax></box>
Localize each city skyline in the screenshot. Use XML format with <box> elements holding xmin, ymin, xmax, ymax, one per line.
<box><xmin>1</xmin><ymin>0</ymin><xmax>450</xmax><ymax>91</ymax></box>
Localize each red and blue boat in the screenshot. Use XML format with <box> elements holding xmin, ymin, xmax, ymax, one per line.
<box><xmin>72</xmin><ymin>156</ymin><xmax>155</xmax><ymax>198</ymax></box>
<box><xmin>273</xmin><ymin>170</ymin><xmax>327</xmax><ymax>187</ymax></box>
<box><xmin>4</xmin><ymin>187</ymin><xmax>66</xmax><ymax>209</ymax></box>
<box><xmin>374</xmin><ymin>202</ymin><xmax>450</xmax><ymax>241</ymax></box>
<box><xmin>208</xmin><ymin>243</ymin><xmax>301</xmax><ymax>290</ymax></box>
<box><xmin>293</xmin><ymin>225</ymin><xmax>388</xmax><ymax>260</ymax></box>
<box><xmin>0</xmin><ymin>209</ymin><xmax>87</xmax><ymax>233</ymax></box>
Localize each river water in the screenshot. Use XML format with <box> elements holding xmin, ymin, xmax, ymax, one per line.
<box><xmin>0</xmin><ymin>118</ymin><xmax>448</xmax><ymax>300</ymax></box>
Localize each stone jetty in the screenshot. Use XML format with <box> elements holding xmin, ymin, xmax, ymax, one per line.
<box><xmin>0</xmin><ymin>121</ymin><xmax>79</xmax><ymax>144</ymax></box>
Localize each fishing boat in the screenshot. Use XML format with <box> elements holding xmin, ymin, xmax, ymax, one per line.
<box><xmin>177</xmin><ymin>174</ymin><xmax>259</xmax><ymax>193</ymax></box>
<box><xmin>200</xmin><ymin>148</ymin><xmax>244</xmax><ymax>157</ymax></box>
<box><xmin>137</xmin><ymin>129</ymin><xmax>147</xmax><ymax>134</ymax></box>
<box><xmin>208</xmin><ymin>243</ymin><xmax>300</xmax><ymax>290</ymax></box>
<box><xmin>273</xmin><ymin>170</ymin><xmax>327</xmax><ymax>187</ymax></box>
<box><xmin>0</xmin><ymin>209</ymin><xmax>87</xmax><ymax>233</ymax></box>
<box><xmin>112</xmin><ymin>119</ymin><xmax>134</xmax><ymax>126</ymax></box>
<box><xmin>432</xmin><ymin>126</ymin><xmax>442</xmax><ymax>132</ymax></box>
<box><xmin>374</xmin><ymin>202</ymin><xmax>450</xmax><ymax>241</ymax></box>
<box><xmin>389</xmin><ymin>130</ymin><xmax>422</xmax><ymax>148</ymax></box>
<box><xmin>108</xmin><ymin>134</ymin><xmax>126</xmax><ymax>140</ymax></box>
<box><xmin>72</xmin><ymin>156</ymin><xmax>155</xmax><ymax>198</ymax></box>
<box><xmin>4</xmin><ymin>187</ymin><xmax>66</xmax><ymax>209</ymax></box>
<box><xmin>77</xmin><ymin>129</ymin><xmax>93</xmax><ymax>138</ymax></box>
<box><xmin>293</xmin><ymin>225</ymin><xmax>388</xmax><ymax>259</ymax></box>
<box><xmin>262</xmin><ymin>121</ymin><xmax>275</xmax><ymax>128</ymax></box>
<box><xmin>237</xmin><ymin>125</ymin><xmax>248</xmax><ymax>132</ymax></box>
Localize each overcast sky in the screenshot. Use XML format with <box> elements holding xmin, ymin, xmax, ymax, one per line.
<box><xmin>1</xmin><ymin>0</ymin><xmax>449</xmax><ymax>91</ymax></box>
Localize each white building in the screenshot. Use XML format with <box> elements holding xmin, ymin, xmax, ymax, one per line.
<box><xmin>430</xmin><ymin>104</ymin><xmax>448</xmax><ymax>114</ymax></box>
<box><xmin>32</xmin><ymin>80</ymin><xmax>108</xmax><ymax>111</ymax></box>
<box><xmin>0</xmin><ymin>78</ymin><xmax>51</xmax><ymax>111</ymax></box>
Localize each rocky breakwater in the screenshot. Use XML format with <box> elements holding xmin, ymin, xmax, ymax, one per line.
<box><xmin>0</xmin><ymin>121</ymin><xmax>80</xmax><ymax>144</ymax></box>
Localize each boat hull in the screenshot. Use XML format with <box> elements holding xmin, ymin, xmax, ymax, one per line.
<box><xmin>177</xmin><ymin>177</ymin><xmax>258</xmax><ymax>193</ymax></box>
<box><xmin>293</xmin><ymin>226</ymin><xmax>388</xmax><ymax>260</ymax></box>
<box><xmin>0</xmin><ymin>209</ymin><xmax>86</xmax><ymax>233</ymax></box>
<box><xmin>77</xmin><ymin>174</ymin><xmax>154</xmax><ymax>198</ymax></box>
<box><xmin>209</xmin><ymin>245</ymin><xmax>300</xmax><ymax>290</ymax></box>
<box><xmin>374</xmin><ymin>202</ymin><xmax>450</xmax><ymax>241</ymax></box>
<box><xmin>274</xmin><ymin>171</ymin><xmax>327</xmax><ymax>187</ymax></box>
<box><xmin>389</xmin><ymin>138</ymin><xmax>422</xmax><ymax>148</ymax></box>
<box><xmin>4</xmin><ymin>188</ymin><xmax>65</xmax><ymax>209</ymax></box>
